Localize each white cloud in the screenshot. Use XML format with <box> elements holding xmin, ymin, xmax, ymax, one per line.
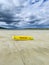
<box><xmin>0</xmin><ymin>0</ymin><xmax>49</xmax><ymax>28</ymax></box>
<box><xmin>0</xmin><ymin>22</ymin><xmax>7</xmax><ymax>25</ymax></box>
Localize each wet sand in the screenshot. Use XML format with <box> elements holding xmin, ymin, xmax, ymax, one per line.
<box><xmin>0</xmin><ymin>30</ymin><xmax>49</xmax><ymax>65</ymax></box>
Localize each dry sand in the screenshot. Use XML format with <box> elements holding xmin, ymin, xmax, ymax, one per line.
<box><xmin>0</xmin><ymin>30</ymin><xmax>49</xmax><ymax>65</ymax></box>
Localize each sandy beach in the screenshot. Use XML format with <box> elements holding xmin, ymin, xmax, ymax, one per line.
<box><xmin>0</xmin><ymin>30</ymin><xmax>49</xmax><ymax>65</ymax></box>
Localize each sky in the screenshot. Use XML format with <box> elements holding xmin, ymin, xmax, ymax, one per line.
<box><xmin>0</xmin><ymin>0</ymin><xmax>49</xmax><ymax>29</ymax></box>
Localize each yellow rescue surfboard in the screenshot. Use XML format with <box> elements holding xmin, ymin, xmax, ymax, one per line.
<box><xmin>12</xmin><ymin>35</ymin><xmax>34</xmax><ymax>41</ymax></box>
